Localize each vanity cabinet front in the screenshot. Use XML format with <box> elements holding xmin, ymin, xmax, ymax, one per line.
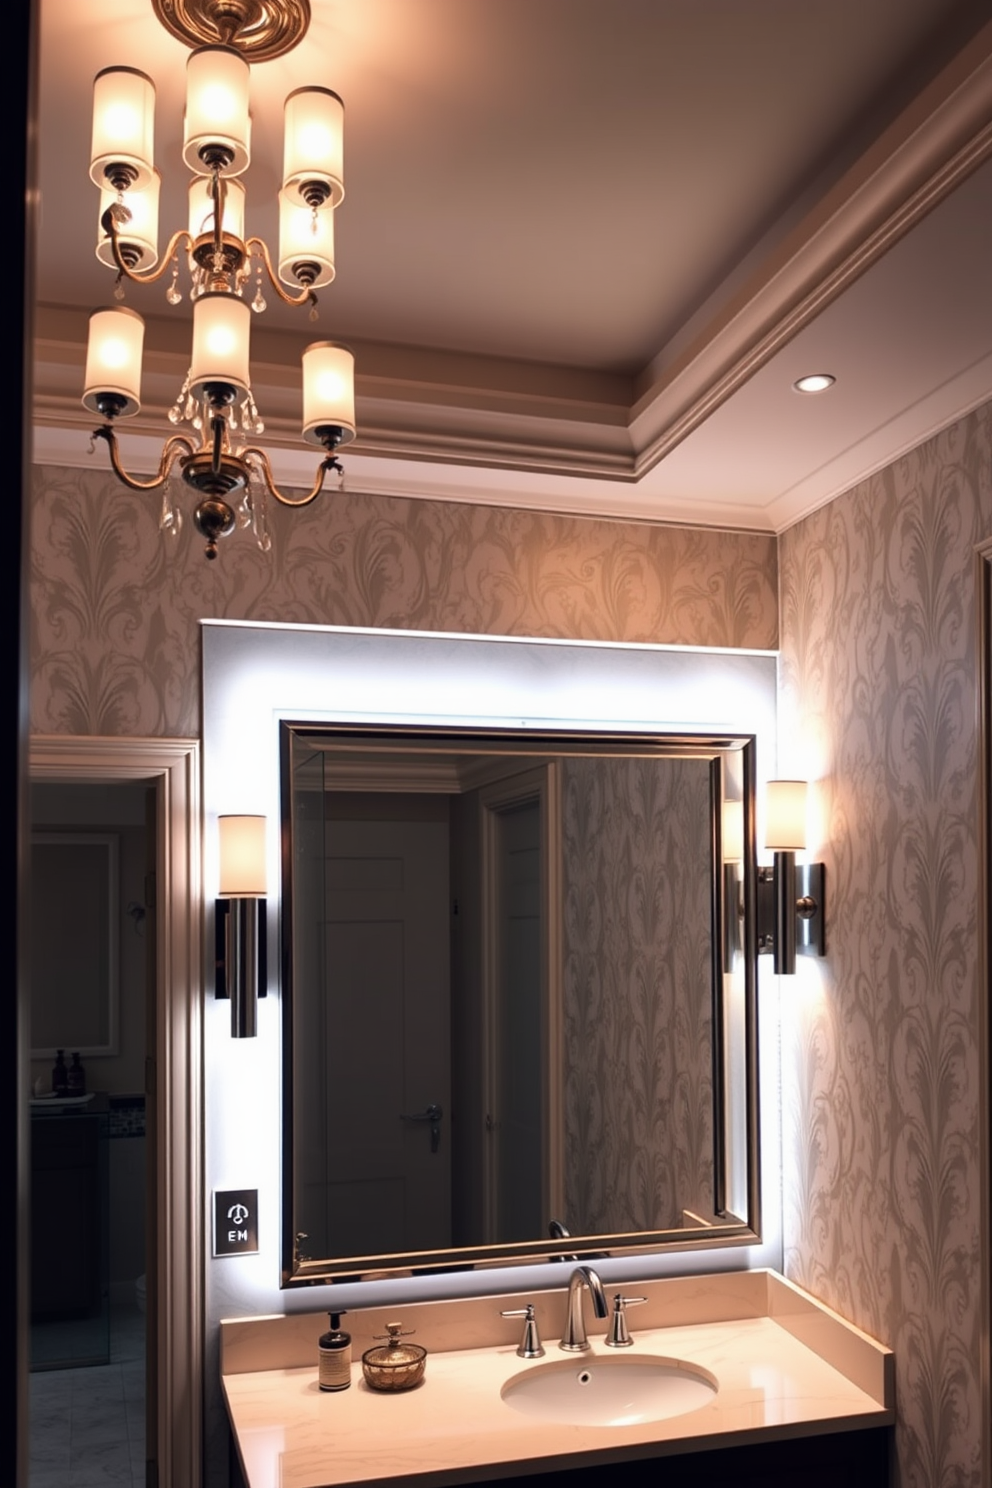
<box><xmin>481</xmin><ymin>1426</ymin><xmax>890</xmax><ymax>1487</ymax></box>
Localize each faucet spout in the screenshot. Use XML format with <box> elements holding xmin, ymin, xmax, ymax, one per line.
<box><xmin>560</xmin><ymin>1265</ymin><xmax>608</xmax><ymax>1351</ymax></box>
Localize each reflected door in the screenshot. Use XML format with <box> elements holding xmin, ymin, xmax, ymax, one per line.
<box><xmin>318</xmin><ymin>809</ymin><xmax>451</xmax><ymax>1258</ymax></box>
<box><xmin>490</xmin><ymin>797</ymin><xmax>543</xmax><ymax>1241</ymax></box>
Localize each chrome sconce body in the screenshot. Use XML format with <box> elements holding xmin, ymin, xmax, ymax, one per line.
<box><xmin>215</xmin><ymin>895</ymin><xmax>267</xmax><ymax>1038</ymax></box>
<box><xmin>215</xmin><ymin>814</ymin><xmax>267</xmax><ymax>1037</ymax></box>
<box><xmin>757</xmin><ymin>858</ymin><xmax>825</xmax><ymax>975</ymax></box>
<box><xmin>756</xmin><ymin>781</ymin><xmax>826</xmax><ymax>976</ymax></box>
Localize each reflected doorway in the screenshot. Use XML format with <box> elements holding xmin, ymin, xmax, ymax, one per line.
<box><xmin>288</xmin><ymin>753</ymin><xmax>560</xmax><ymax>1268</ymax></box>
<box><xmin>28</xmin><ymin>780</ymin><xmax>155</xmax><ymax>1488</ymax></box>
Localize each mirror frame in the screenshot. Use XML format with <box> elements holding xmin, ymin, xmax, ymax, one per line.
<box><xmin>279</xmin><ymin>721</ymin><xmax>760</xmax><ymax>1286</ymax></box>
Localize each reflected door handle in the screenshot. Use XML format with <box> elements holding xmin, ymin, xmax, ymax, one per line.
<box><xmin>400</xmin><ymin>1103</ymin><xmax>443</xmax><ymax>1153</ymax></box>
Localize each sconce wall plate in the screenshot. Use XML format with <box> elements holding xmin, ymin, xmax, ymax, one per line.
<box><xmin>797</xmin><ymin>862</ymin><xmax>825</xmax><ymax>956</ymax></box>
<box><xmin>757</xmin><ymin>860</ymin><xmax>825</xmax><ymax>973</ymax></box>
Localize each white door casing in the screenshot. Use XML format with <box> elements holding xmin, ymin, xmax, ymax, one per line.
<box><xmin>29</xmin><ymin>735</ymin><xmax>202</xmax><ymax>1488</ymax></box>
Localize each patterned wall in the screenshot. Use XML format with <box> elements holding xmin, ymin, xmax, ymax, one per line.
<box><xmin>561</xmin><ymin>755</ymin><xmax>714</xmax><ymax>1234</ymax></box>
<box><xmin>778</xmin><ymin>402</ymin><xmax>992</xmax><ymax>1487</ymax></box>
<box><xmin>29</xmin><ymin>464</ymin><xmax>778</xmax><ymax>737</ymax></box>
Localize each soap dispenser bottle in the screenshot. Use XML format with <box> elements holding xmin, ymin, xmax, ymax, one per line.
<box><xmin>318</xmin><ymin>1311</ymin><xmax>351</xmax><ymax>1392</ymax></box>
<box><xmin>67</xmin><ymin>1052</ymin><xmax>86</xmax><ymax>1095</ymax></box>
<box><xmin>51</xmin><ymin>1049</ymin><xmax>68</xmax><ymax>1095</ymax></box>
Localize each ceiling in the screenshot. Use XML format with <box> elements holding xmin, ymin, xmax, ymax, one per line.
<box><xmin>32</xmin><ymin>0</ymin><xmax>992</xmax><ymax>532</ymax></box>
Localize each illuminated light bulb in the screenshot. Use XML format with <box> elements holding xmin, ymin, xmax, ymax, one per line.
<box><xmin>90</xmin><ymin>67</ymin><xmax>156</xmax><ymax>189</ymax></box>
<box><xmin>278</xmin><ymin>197</ymin><xmax>335</xmax><ymax>288</ymax></box>
<box><xmin>765</xmin><ymin>780</ymin><xmax>808</xmax><ymax>851</ymax></box>
<box><xmin>301</xmin><ymin>341</ymin><xmax>355</xmax><ymax>445</ymax></box>
<box><xmin>97</xmin><ymin>170</ymin><xmax>160</xmax><ymax>270</ymax></box>
<box><xmin>282</xmin><ymin>88</ymin><xmax>344</xmax><ymax>208</ymax></box>
<box><xmin>183</xmin><ymin>46</ymin><xmax>251</xmax><ymax>176</ymax></box>
<box><xmin>190</xmin><ymin>293</ymin><xmax>251</xmax><ymax>396</ymax></box>
<box><xmin>188</xmin><ymin>176</ymin><xmax>246</xmax><ymax>243</ymax></box>
<box><xmin>793</xmin><ymin>373</ymin><xmax>835</xmax><ymax>394</ymax></box>
<box><xmin>82</xmin><ymin>306</ymin><xmax>144</xmax><ymax>416</ymax></box>
<box><xmin>218</xmin><ymin>815</ymin><xmax>267</xmax><ymax>896</ymax></box>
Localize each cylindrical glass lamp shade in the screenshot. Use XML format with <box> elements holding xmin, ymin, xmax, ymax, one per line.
<box><xmin>301</xmin><ymin>341</ymin><xmax>356</xmax><ymax>445</ymax></box>
<box><xmin>219</xmin><ymin>815</ymin><xmax>267</xmax><ymax>896</ymax></box>
<box><xmin>765</xmin><ymin>780</ymin><xmax>808</xmax><ymax>851</ymax></box>
<box><xmin>183</xmin><ymin>45</ymin><xmax>251</xmax><ymax>176</ymax></box>
<box><xmin>278</xmin><ymin>197</ymin><xmax>335</xmax><ymax>288</ymax></box>
<box><xmin>188</xmin><ymin>175</ymin><xmax>246</xmax><ymax>243</ymax></box>
<box><xmin>90</xmin><ymin>67</ymin><xmax>156</xmax><ymax>188</ymax></box>
<box><xmin>82</xmin><ymin>306</ymin><xmax>144</xmax><ymax>417</ymax></box>
<box><xmin>97</xmin><ymin>170</ymin><xmax>160</xmax><ymax>270</ymax></box>
<box><xmin>190</xmin><ymin>293</ymin><xmax>251</xmax><ymax>397</ymax></box>
<box><xmin>282</xmin><ymin>87</ymin><xmax>344</xmax><ymax>208</ymax></box>
<box><xmin>722</xmin><ymin>800</ymin><xmax>744</xmax><ymax>863</ymax></box>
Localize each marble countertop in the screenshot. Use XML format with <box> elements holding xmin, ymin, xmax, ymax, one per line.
<box><xmin>221</xmin><ymin>1271</ymin><xmax>894</xmax><ymax>1488</ymax></box>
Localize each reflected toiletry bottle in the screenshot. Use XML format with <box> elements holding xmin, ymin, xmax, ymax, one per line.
<box><xmin>67</xmin><ymin>1052</ymin><xmax>86</xmax><ymax>1095</ymax></box>
<box><xmin>52</xmin><ymin>1049</ymin><xmax>68</xmax><ymax>1095</ymax></box>
<box><xmin>318</xmin><ymin>1312</ymin><xmax>351</xmax><ymax>1391</ymax></box>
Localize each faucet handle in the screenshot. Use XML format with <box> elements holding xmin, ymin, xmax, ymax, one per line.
<box><xmin>605</xmin><ymin>1293</ymin><xmax>647</xmax><ymax>1348</ymax></box>
<box><xmin>501</xmin><ymin>1303</ymin><xmax>545</xmax><ymax>1358</ymax></box>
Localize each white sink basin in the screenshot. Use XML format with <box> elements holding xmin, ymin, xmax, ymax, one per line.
<box><xmin>500</xmin><ymin>1353</ymin><xmax>718</xmax><ymax>1427</ymax></box>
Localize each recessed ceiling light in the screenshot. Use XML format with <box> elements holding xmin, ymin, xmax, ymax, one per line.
<box><xmin>793</xmin><ymin>373</ymin><xmax>836</xmax><ymax>394</ymax></box>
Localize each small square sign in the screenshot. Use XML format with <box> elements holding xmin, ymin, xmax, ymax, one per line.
<box><xmin>213</xmin><ymin>1189</ymin><xmax>259</xmax><ymax>1256</ymax></box>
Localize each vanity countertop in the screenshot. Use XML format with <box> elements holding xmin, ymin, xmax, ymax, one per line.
<box><xmin>221</xmin><ymin>1270</ymin><xmax>893</xmax><ymax>1488</ymax></box>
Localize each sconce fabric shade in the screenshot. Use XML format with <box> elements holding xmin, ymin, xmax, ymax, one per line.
<box><xmin>765</xmin><ymin>780</ymin><xmax>808</xmax><ymax>851</ymax></box>
<box><xmin>278</xmin><ymin>197</ymin><xmax>335</xmax><ymax>288</ymax></box>
<box><xmin>722</xmin><ymin>800</ymin><xmax>744</xmax><ymax>863</ymax></box>
<box><xmin>218</xmin><ymin>815</ymin><xmax>267</xmax><ymax>896</ymax></box>
<box><xmin>282</xmin><ymin>87</ymin><xmax>344</xmax><ymax>208</ymax></box>
<box><xmin>190</xmin><ymin>293</ymin><xmax>251</xmax><ymax>397</ymax></box>
<box><xmin>301</xmin><ymin>341</ymin><xmax>356</xmax><ymax>444</ymax></box>
<box><xmin>82</xmin><ymin>306</ymin><xmax>145</xmax><ymax>416</ymax></box>
<box><xmin>188</xmin><ymin>175</ymin><xmax>246</xmax><ymax>243</ymax></box>
<box><xmin>90</xmin><ymin>66</ymin><xmax>156</xmax><ymax>188</ymax></box>
<box><xmin>183</xmin><ymin>45</ymin><xmax>251</xmax><ymax>176</ymax></box>
<box><xmin>97</xmin><ymin>171</ymin><xmax>161</xmax><ymax>270</ymax></box>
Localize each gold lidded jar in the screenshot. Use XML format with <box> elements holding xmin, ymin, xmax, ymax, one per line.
<box><xmin>361</xmin><ymin>1322</ymin><xmax>427</xmax><ymax>1392</ymax></box>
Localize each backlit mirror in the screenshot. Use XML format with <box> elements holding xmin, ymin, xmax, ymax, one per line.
<box><xmin>280</xmin><ymin>722</ymin><xmax>758</xmax><ymax>1284</ymax></box>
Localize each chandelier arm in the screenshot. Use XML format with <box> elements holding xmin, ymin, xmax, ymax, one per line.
<box><xmin>242</xmin><ymin>445</ymin><xmax>339</xmax><ymax>507</ymax></box>
<box><xmin>102</xmin><ymin>214</ymin><xmax>195</xmax><ymax>287</ymax></box>
<box><xmin>245</xmin><ymin>237</ymin><xmax>319</xmax><ymax>310</ymax></box>
<box><xmin>92</xmin><ymin>425</ymin><xmax>197</xmax><ymax>491</ymax></box>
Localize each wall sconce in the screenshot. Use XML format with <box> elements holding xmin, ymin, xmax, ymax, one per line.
<box><xmin>757</xmin><ymin>781</ymin><xmax>825</xmax><ymax>975</ymax></box>
<box><xmin>216</xmin><ymin>814</ymin><xmax>267</xmax><ymax>1038</ymax></box>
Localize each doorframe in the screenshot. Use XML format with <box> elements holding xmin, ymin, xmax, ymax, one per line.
<box><xmin>29</xmin><ymin>735</ymin><xmax>203</xmax><ymax>1488</ymax></box>
<box><xmin>479</xmin><ymin>763</ymin><xmax>563</xmax><ymax>1236</ymax></box>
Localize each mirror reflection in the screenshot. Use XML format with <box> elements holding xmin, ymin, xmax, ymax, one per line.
<box><xmin>280</xmin><ymin>726</ymin><xmax>756</xmax><ymax>1283</ymax></box>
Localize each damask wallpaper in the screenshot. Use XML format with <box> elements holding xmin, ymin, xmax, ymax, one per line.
<box><xmin>778</xmin><ymin>402</ymin><xmax>992</xmax><ymax>1487</ymax></box>
<box><xmin>30</xmin><ymin>403</ymin><xmax>992</xmax><ymax>1488</ymax></box>
<box><xmin>561</xmin><ymin>755</ymin><xmax>713</xmax><ymax>1234</ymax></box>
<box><xmin>29</xmin><ymin>464</ymin><xmax>778</xmax><ymax>737</ymax></box>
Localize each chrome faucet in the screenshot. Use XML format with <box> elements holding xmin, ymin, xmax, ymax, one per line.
<box><xmin>560</xmin><ymin>1265</ymin><xmax>608</xmax><ymax>1351</ymax></box>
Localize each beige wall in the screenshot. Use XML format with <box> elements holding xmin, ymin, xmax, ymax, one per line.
<box><xmin>778</xmin><ymin>402</ymin><xmax>992</xmax><ymax>1486</ymax></box>
<box><xmin>29</xmin><ymin>465</ymin><xmax>778</xmax><ymax>737</ymax></box>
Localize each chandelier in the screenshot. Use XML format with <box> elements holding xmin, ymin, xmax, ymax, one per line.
<box><xmin>82</xmin><ymin>0</ymin><xmax>356</xmax><ymax>559</ymax></box>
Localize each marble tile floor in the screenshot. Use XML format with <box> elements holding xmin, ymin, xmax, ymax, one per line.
<box><xmin>30</xmin><ymin>1304</ymin><xmax>145</xmax><ymax>1488</ymax></box>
